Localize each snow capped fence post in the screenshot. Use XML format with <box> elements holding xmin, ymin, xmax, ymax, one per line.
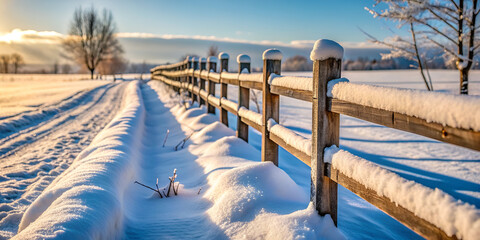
<box><xmin>192</xmin><ymin>57</ymin><xmax>199</xmax><ymax>104</ymax></box>
<box><xmin>219</xmin><ymin>52</ymin><xmax>230</xmax><ymax>126</ymax></box>
<box><xmin>237</xmin><ymin>54</ymin><xmax>251</xmax><ymax>142</ymax></box>
<box><xmin>199</xmin><ymin>57</ymin><xmax>207</xmax><ymax>106</ymax></box>
<box><xmin>310</xmin><ymin>39</ymin><xmax>343</xmax><ymax>225</ymax></box>
<box><xmin>207</xmin><ymin>56</ymin><xmax>218</xmax><ymax>114</ymax></box>
<box><xmin>262</xmin><ymin>49</ymin><xmax>282</xmax><ymax>166</ymax></box>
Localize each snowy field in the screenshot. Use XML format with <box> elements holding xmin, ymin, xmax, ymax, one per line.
<box><xmin>0</xmin><ymin>74</ymin><xmax>108</xmax><ymax>119</ymax></box>
<box><xmin>0</xmin><ymin>70</ymin><xmax>479</xmax><ymax>239</ymax></box>
<box><xmin>0</xmin><ymin>75</ymin><xmax>128</xmax><ymax>239</ymax></box>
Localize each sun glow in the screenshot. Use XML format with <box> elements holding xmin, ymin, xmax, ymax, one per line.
<box><xmin>0</xmin><ymin>29</ymin><xmax>63</xmax><ymax>44</ymax></box>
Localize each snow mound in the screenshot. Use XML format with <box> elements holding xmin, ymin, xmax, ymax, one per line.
<box><xmin>14</xmin><ymin>81</ymin><xmax>145</xmax><ymax>239</ymax></box>
<box><xmin>310</xmin><ymin>39</ymin><xmax>344</xmax><ymax>61</ymax></box>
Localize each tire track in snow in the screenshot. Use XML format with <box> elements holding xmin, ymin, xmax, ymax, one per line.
<box><xmin>0</xmin><ymin>81</ymin><xmax>127</xmax><ymax>239</ymax></box>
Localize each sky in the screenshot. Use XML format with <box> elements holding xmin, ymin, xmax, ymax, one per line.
<box><xmin>0</xmin><ymin>0</ymin><xmax>402</xmax><ymax>68</ymax></box>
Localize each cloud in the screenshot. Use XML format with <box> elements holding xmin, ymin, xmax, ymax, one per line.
<box><xmin>0</xmin><ymin>29</ymin><xmax>63</xmax><ymax>44</ymax></box>
<box><xmin>0</xmin><ymin>29</ymin><xmax>389</xmax><ymax>66</ymax></box>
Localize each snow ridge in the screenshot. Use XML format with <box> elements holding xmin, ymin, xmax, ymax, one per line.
<box><xmin>15</xmin><ymin>81</ymin><xmax>145</xmax><ymax>239</ymax></box>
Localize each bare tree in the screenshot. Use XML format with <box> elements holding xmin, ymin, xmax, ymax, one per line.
<box><xmin>10</xmin><ymin>53</ymin><xmax>24</xmax><ymax>74</ymax></box>
<box><xmin>362</xmin><ymin>27</ymin><xmax>434</xmax><ymax>91</ymax></box>
<box><xmin>367</xmin><ymin>0</ymin><xmax>479</xmax><ymax>94</ymax></box>
<box><xmin>53</xmin><ymin>61</ymin><xmax>59</xmax><ymax>74</ymax></box>
<box><xmin>63</xmin><ymin>6</ymin><xmax>123</xmax><ymax>79</ymax></box>
<box><xmin>0</xmin><ymin>55</ymin><xmax>11</xmax><ymax>73</ymax></box>
<box><xmin>98</xmin><ymin>52</ymin><xmax>128</xmax><ymax>81</ymax></box>
<box><xmin>62</xmin><ymin>64</ymin><xmax>72</xmax><ymax>74</ymax></box>
<box><xmin>282</xmin><ymin>55</ymin><xmax>313</xmax><ymax>71</ymax></box>
<box><xmin>207</xmin><ymin>45</ymin><xmax>219</xmax><ymax>57</ymax></box>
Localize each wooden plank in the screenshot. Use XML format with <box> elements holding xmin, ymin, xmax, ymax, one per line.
<box><xmin>328</xmin><ymin>99</ymin><xmax>480</xmax><ymax>152</ymax></box>
<box><xmin>270</xmin><ymin>85</ymin><xmax>312</xmax><ymax>102</ymax></box>
<box><xmin>221</xmin><ymin>101</ymin><xmax>238</xmax><ymax>115</ymax></box>
<box><xmin>311</xmin><ymin>57</ymin><xmax>342</xmax><ymax>225</ymax></box>
<box><xmin>207</xmin><ymin>97</ymin><xmax>220</xmax><ymax>109</ymax></box>
<box><xmin>269</xmin><ymin>131</ymin><xmax>311</xmax><ymax>166</ymax></box>
<box><xmin>222</xmin><ymin>77</ymin><xmax>239</xmax><ymax>86</ymax></box>
<box><xmin>329</xmin><ymin>167</ymin><xmax>457</xmax><ymax>240</ymax></box>
<box><xmin>239</xmin><ymin>116</ymin><xmax>262</xmax><ymax>132</ymax></box>
<box><xmin>239</xmin><ymin>81</ymin><xmax>262</xmax><ymax>91</ymax></box>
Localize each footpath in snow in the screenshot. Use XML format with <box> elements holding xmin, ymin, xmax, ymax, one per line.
<box><xmin>14</xmin><ymin>80</ymin><xmax>343</xmax><ymax>239</ymax></box>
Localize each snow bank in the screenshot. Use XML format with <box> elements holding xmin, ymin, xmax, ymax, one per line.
<box><xmin>310</xmin><ymin>39</ymin><xmax>344</xmax><ymax>61</ymax></box>
<box><xmin>331</xmin><ymin>82</ymin><xmax>480</xmax><ymax>131</ymax></box>
<box><xmin>327</xmin><ymin>145</ymin><xmax>480</xmax><ymax>240</ymax></box>
<box><xmin>148</xmin><ymin>80</ymin><xmax>344</xmax><ymax>239</ymax></box>
<box><xmin>263</xmin><ymin>49</ymin><xmax>283</xmax><ymax>60</ymax></box>
<box><xmin>14</xmin><ymin>81</ymin><xmax>145</xmax><ymax>239</ymax></box>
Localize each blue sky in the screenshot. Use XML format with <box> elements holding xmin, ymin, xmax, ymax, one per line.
<box><xmin>0</xmin><ymin>0</ymin><xmax>401</xmax><ymax>66</ymax></box>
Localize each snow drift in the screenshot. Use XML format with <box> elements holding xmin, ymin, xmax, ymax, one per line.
<box><xmin>15</xmin><ymin>81</ymin><xmax>145</xmax><ymax>239</ymax></box>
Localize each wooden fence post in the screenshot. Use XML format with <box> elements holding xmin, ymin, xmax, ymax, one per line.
<box><xmin>219</xmin><ymin>52</ymin><xmax>229</xmax><ymax>126</ymax></box>
<box><xmin>261</xmin><ymin>49</ymin><xmax>282</xmax><ymax>166</ymax></box>
<box><xmin>186</xmin><ymin>57</ymin><xmax>193</xmax><ymax>98</ymax></box>
<box><xmin>199</xmin><ymin>57</ymin><xmax>207</xmax><ymax>105</ymax></box>
<box><xmin>192</xmin><ymin>57</ymin><xmax>199</xmax><ymax>104</ymax></box>
<box><xmin>310</xmin><ymin>39</ymin><xmax>343</xmax><ymax>226</ymax></box>
<box><xmin>207</xmin><ymin>56</ymin><xmax>217</xmax><ymax>114</ymax></box>
<box><xmin>237</xmin><ymin>54</ymin><xmax>251</xmax><ymax>142</ymax></box>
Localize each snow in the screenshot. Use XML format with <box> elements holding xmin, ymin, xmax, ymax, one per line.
<box><xmin>218</xmin><ymin>52</ymin><xmax>229</xmax><ymax>60</ymax></box>
<box><xmin>2</xmin><ymin>70</ymin><xmax>479</xmax><ymax>239</ymax></box>
<box><xmin>0</xmin><ymin>74</ymin><xmax>108</xmax><ymax>118</ymax></box>
<box><xmin>310</xmin><ymin>39</ymin><xmax>344</xmax><ymax>61</ymax></box>
<box><xmin>236</xmin><ymin>54</ymin><xmax>251</xmax><ymax>63</ymax></box>
<box><xmin>238</xmin><ymin>73</ymin><xmax>263</xmax><ymax>82</ymax></box>
<box><xmin>269</xmin><ymin>74</ymin><xmax>313</xmax><ymax>91</ymax></box>
<box><xmin>208</xmin><ymin>95</ymin><xmax>221</xmax><ymax>106</ymax></box>
<box><xmin>220</xmin><ymin>97</ymin><xmax>238</xmax><ymax>111</ymax></box>
<box><xmin>238</xmin><ymin>107</ymin><xmax>262</xmax><ymax>126</ymax></box>
<box><xmin>268</xmin><ymin>119</ymin><xmax>311</xmax><ymax>156</ymax></box>
<box><xmin>326</xmin><ymin>145</ymin><xmax>480</xmax><ymax>240</ymax></box>
<box><xmin>331</xmin><ymin>82</ymin><xmax>480</xmax><ymax>131</ymax></box>
<box><xmin>15</xmin><ymin>81</ymin><xmax>143</xmax><ymax>239</ymax></box>
<box><xmin>327</xmin><ymin>77</ymin><xmax>350</xmax><ymax>97</ymax></box>
<box><xmin>209</xmin><ymin>72</ymin><xmax>220</xmax><ymax>80</ymax></box>
<box><xmin>220</xmin><ymin>72</ymin><xmax>239</xmax><ymax>80</ymax></box>
<box><xmin>262</xmin><ymin>49</ymin><xmax>283</xmax><ymax>60</ymax></box>
<box><xmin>207</xmin><ymin>56</ymin><xmax>218</xmax><ymax>63</ymax></box>
<box><xmin>199</xmin><ymin>57</ymin><xmax>206</xmax><ymax>63</ymax></box>
<box><xmin>12</xmin><ymin>80</ymin><xmax>345</xmax><ymax>239</ymax></box>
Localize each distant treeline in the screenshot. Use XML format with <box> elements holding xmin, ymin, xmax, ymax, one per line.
<box><xmin>282</xmin><ymin>55</ymin><xmax>480</xmax><ymax>72</ymax></box>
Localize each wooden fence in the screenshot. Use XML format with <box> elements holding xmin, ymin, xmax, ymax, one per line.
<box><xmin>151</xmin><ymin>40</ymin><xmax>480</xmax><ymax>240</ymax></box>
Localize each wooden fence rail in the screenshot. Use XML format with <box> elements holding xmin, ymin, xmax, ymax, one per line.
<box><xmin>151</xmin><ymin>39</ymin><xmax>480</xmax><ymax>240</ymax></box>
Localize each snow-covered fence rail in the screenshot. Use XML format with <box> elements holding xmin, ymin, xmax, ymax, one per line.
<box><xmin>151</xmin><ymin>39</ymin><xmax>480</xmax><ymax>240</ymax></box>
